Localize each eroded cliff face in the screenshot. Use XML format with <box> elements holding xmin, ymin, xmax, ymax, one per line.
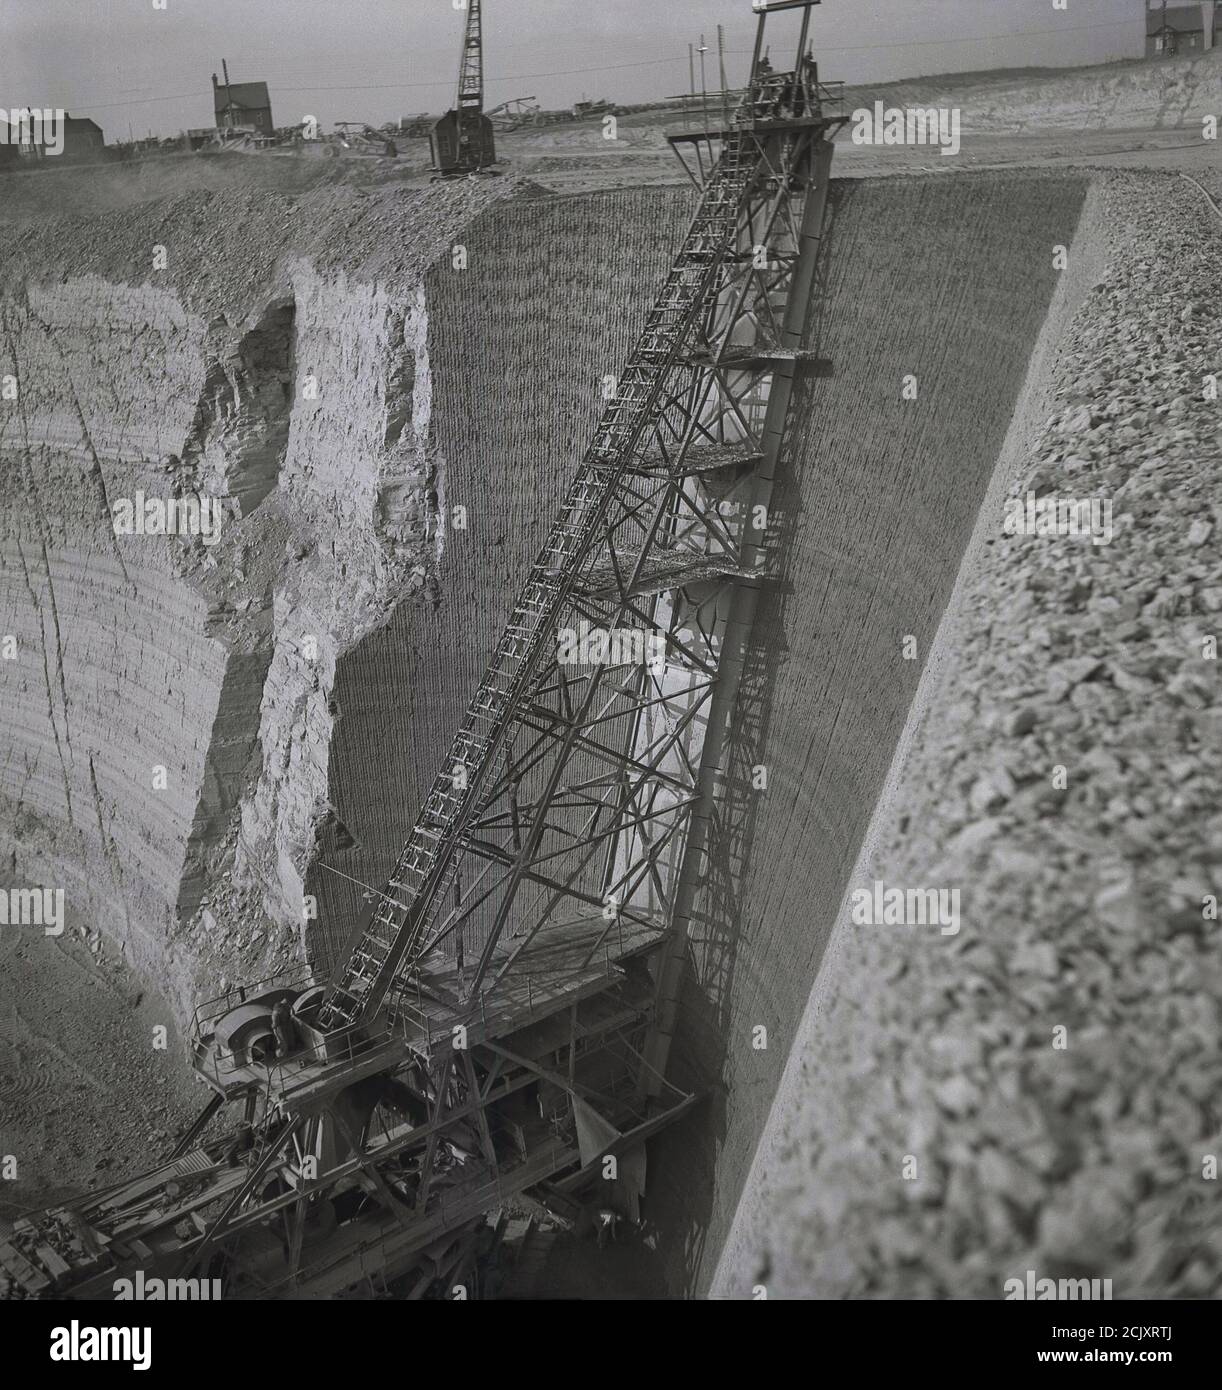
<box><xmin>231</xmin><ymin>268</ymin><xmax>436</xmax><ymax>965</ymax></box>
<box><xmin>0</xmin><ymin>172</ymin><xmax>512</xmax><ymax>1023</ymax></box>
<box><xmin>0</xmin><ymin>278</ymin><xmax>225</xmax><ymax>1000</ymax></box>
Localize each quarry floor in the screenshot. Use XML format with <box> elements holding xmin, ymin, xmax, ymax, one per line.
<box><xmin>0</xmin><ymin>928</ymin><xmax>201</xmax><ymax>1223</ymax></box>
<box><xmin>1</xmin><ymin>86</ymin><xmax>1219</xmax><ymax>1295</ymax></box>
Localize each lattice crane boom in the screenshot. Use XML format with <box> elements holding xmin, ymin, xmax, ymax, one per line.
<box><xmin>457</xmin><ymin>0</ymin><xmax>484</xmax><ymax>110</ymax></box>
<box><xmin>319</xmin><ymin>138</ymin><xmax>757</xmax><ymax>1030</ymax></box>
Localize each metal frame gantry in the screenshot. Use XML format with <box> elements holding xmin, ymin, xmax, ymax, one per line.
<box><xmin>1</xmin><ymin>0</ymin><xmax>844</xmax><ymax>1302</ymax></box>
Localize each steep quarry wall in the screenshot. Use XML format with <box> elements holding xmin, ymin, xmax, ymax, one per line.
<box><xmin>0</xmin><ymin>173</ymin><xmax>513</xmax><ymax>1040</ymax></box>
<box><xmin>7</xmin><ymin>158</ymin><xmax>1195</xmax><ymax>1298</ymax></box>
<box><xmin>0</xmin><ymin>277</ymin><xmax>234</xmax><ymax>995</ymax></box>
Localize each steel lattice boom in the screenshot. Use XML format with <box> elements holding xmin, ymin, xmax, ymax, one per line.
<box><xmin>430</xmin><ymin>0</ymin><xmax>496</xmax><ymax>175</ymax></box>
<box><xmin>320</xmin><ymin>27</ymin><xmax>844</xmax><ymax>1041</ymax></box>
<box><xmin>457</xmin><ymin>0</ymin><xmax>484</xmax><ymax>109</ymax></box>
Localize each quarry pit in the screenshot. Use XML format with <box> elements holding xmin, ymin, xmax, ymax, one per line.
<box><xmin>1</xmin><ymin>49</ymin><xmax>1220</xmax><ymax>1301</ymax></box>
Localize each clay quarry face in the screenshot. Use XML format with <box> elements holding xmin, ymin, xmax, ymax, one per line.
<box><xmin>1</xmin><ymin>0</ymin><xmax>1221</xmax><ymax>1326</ymax></box>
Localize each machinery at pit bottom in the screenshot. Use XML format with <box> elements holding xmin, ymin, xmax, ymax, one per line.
<box><xmin>331</xmin><ymin>122</ymin><xmax>398</xmax><ymax>157</ymax></box>
<box><xmin>0</xmin><ymin>922</ymin><xmax>692</xmax><ymax>1301</ymax></box>
<box><xmin>1</xmin><ymin>917</ymin><xmax>695</xmax><ymax>1300</ymax></box>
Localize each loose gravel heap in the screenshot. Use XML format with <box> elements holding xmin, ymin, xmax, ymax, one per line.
<box><xmin>716</xmin><ymin>170</ymin><xmax>1222</xmax><ymax>1299</ymax></box>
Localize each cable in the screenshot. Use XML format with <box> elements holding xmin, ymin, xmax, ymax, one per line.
<box><xmin>62</xmin><ymin>57</ymin><xmax>687</xmax><ymax>111</ymax></box>
<box><xmin>1179</xmin><ymin>173</ymin><xmax>1222</xmax><ymax>222</ymax></box>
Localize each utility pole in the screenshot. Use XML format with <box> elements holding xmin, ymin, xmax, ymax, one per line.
<box><xmin>221</xmin><ymin>58</ymin><xmax>231</xmax><ymax>128</ymax></box>
<box><xmin>697</xmin><ymin>33</ymin><xmax>709</xmax><ymax>135</ymax></box>
<box><xmin>718</xmin><ymin>23</ymin><xmax>729</xmax><ymax>129</ymax></box>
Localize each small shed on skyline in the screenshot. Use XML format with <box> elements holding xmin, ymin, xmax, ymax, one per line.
<box><xmin>62</xmin><ymin>114</ymin><xmax>105</xmax><ymax>160</ymax></box>
<box><xmin>4</xmin><ymin>111</ymin><xmax>104</xmax><ymax>162</ymax></box>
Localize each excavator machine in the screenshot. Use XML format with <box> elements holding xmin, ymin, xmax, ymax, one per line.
<box><xmin>430</xmin><ymin>0</ymin><xmax>497</xmax><ymax>176</ymax></box>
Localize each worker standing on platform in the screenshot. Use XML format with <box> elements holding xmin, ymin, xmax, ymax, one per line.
<box><xmin>595</xmin><ymin>1208</ymin><xmax>619</xmax><ymax>1249</ymax></box>
<box><xmin>271</xmin><ymin>999</ymin><xmax>299</xmax><ymax>1059</ymax></box>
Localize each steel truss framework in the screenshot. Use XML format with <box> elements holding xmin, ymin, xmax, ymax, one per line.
<box><xmin>321</xmin><ymin>95</ymin><xmax>843</xmax><ymax>1053</ymax></box>
<box><xmin>1</xmin><ymin>2</ymin><xmax>846</xmax><ymax>1301</ymax></box>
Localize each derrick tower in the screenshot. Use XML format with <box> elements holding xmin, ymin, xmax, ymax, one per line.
<box><xmin>430</xmin><ymin>0</ymin><xmax>497</xmax><ymax>176</ymax></box>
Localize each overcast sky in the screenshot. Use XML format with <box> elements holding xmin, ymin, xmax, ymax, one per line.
<box><xmin>0</xmin><ymin>0</ymin><xmax>1151</xmax><ymax>141</ymax></box>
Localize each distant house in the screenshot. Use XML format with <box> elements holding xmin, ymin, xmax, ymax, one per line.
<box><xmin>212</xmin><ymin>73</ymin><xmax>273</xmax><ymax>132</ymax></box>
<box><xmin>62</xmin><ymin>114</ymin><xmax>105</xmax><ymax>160</ymax></box>
<box><xmin>1146</xmin><ymin>2</ymin><xmax>1219</xmax><ymax>56</ymax></box>
<box><xmin>10</xmin><ymin>111</ymin><xmax>104</xmax><ymax>163</ymax></box>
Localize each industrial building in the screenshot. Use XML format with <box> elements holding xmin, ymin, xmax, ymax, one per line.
<box><xmin>60</xmin><ymin>115</ymin><xmax>105</xmax><ymax>160</ymax></box>
<box><xmin>2</xmin><ymin>112</ymin><xmax>105</xmax><ymax>163</ymax></box>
